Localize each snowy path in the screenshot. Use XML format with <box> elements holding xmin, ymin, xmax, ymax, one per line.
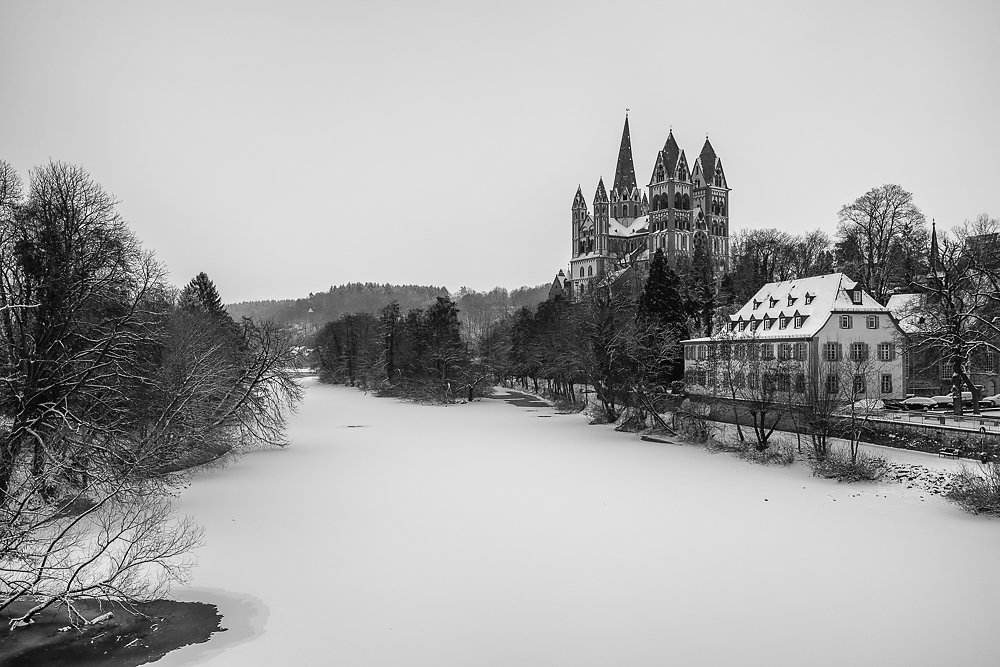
<box><xmin>161</xmin><ymin>379</ymin><xmax>999</xmax><ymax>666</ymax></box>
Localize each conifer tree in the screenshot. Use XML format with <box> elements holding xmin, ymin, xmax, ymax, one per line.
<box><xmin>180</xmin><ymin>272</ymin><xmax>226</xmax><ymax>316</ymax></box>
<box><xmin>638</xmin><ymin>249</ymin><xmax>685</xmax><ymax>328</ymax></box>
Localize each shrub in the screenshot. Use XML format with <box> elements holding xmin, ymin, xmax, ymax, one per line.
<box><xmin>947</xmin><ymin>462</ymin><xmax>1000</xmax><ymax>515</ymax></box>
<box><xmin>740</xmin><ymin>442</ymin><xmax>796</xmax><ymax>466</ymax></box>
<box><xmin>811</xmin><ymin>448</ymin><xmax>887</xmax><ymax>482</ymax></box>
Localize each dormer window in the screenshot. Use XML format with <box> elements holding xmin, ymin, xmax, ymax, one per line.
<box><xmin>779</xmin><ymin>316</ymin><xmax>789</xmax><ymax>330</ymax></box>
<box><xmin>768</xmin><ymin>297</ymin><xmax>778</xmax><ymax>308</ymax></box>
<box><xmin>847</xmin><ymin>288</ymin><xmax>863</xmax><ymax>305</ymax></box>
<box><xmin>787</xmin><ymin>295</ymin><xmax>796</xmax><ymax>307</ymax></box>
<box><xmin>753</xmin><ymin>299</ymin><xmax>762</xmax><ymax>310</ymax></box>
<box><xmin>751</xmin><ymin>320</ymin><xmax>760</xmax><ymax>331</ymax></box>
<box><xmin>729</xmin><ymin>321</ymin><xmax>737</xmax><ymax>331</ymax></box>
<box><xmin>763</xmin><ymin>318</ymin><xmax>774</xmax><ymax>330</ymax></box>
<box><xmin>794</xmin><ymin>315</ymin><xmax>806</xmax><ymax>329</ymax></box>
<box><xmin>804</xmin><ymin>293</ymin><xmax>815</xmax><ymax>305</ymax></box>
<box><xmin>739</xmin><ymin>320</ymin><xmax>748</xmax><ymax>331</ymax></box>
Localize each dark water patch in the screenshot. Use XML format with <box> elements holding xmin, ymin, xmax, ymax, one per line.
<box><xmin>0</xmin><ymin>598</ymin><xmax>224</xmax><ymax>667</ymax></box>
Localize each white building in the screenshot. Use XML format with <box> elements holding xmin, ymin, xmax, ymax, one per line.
<box><xmin>682</xmin><ymin>273</ymin><xmax>905</xmax><ymax>403</ymax></box>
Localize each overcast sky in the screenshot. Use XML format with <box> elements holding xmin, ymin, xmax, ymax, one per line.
<box><xmin>2</xmin><ymin>0</ymin><xmax>998</xmax><ymax>303</ymax></box>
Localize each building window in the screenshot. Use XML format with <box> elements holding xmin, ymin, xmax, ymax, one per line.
<box><xmin>769</xmin><ymin>297</ymin><xmax>778</xmax><ymax>308</ymax></box>
<box><xmin>804</xmin><ymin>293</ymin><xmax>815</xmax><ymax>305</ymax></box>
<box><xmin>878</xmin><ymin>342</ymin><xmax>894</xmax><ymax>362</ymax></box>
<box><xmin>698</xmin><ymin>345</ymin><xmax>706</xmax><ymax>360</ymax></box>
<box><xmin>867</xmin><ymin>315</ymin><xmax>879</xmax><ymax>329</ymax></box>
<box><xmin>777</xmin><ymin>373</ymin><xmax>791</xmax><ymax>392</ymax></box>
<box><xmin>984</xmin><ymin>353</ymin><xmax>996</xmax><ymax>374</ymax></box>
<box><xmin>853</xmin><ymin>375</ymin><xmax>866</xmax><ymax>395</ymax></box>
<box><xmin>824</xmin><ymin>342</ymin><xmax>840</xmax><ymax>361</ymax></box>
<box><xmin>848</xmin><ymin>289</ymin><xmax>863</xmax><ymax>305</ymax></box>
<box><xmin>794</xmin><ymin>343</ymin><xmax>808</xmax><ymax>361</ymax></box>
<box><xmin>826</xmin><ymin>374</ymin><xmax>839</xmax><ymax>394</ymax></box>
<box><xmin>778</xmin><ymin>343</ymin><xmax>791</xmax><ymax>360</ymax></box>
<box><xmin>739</xmin><ymin>320</ymin><xmax>748</xmax><ymax>331</ymax></box>
<box><xmin>840</xmin><ymin>315</ymin><xmax>852</xmax><ymax>329</ymax></box>
<box><xmin>580</xmin><ymin>267</ymin><xmax>584</xmax><ymax>277</ymax></box>
<box><xmin>760</xmin><ymin>343</ymin><xmax>774</xmax><ymax>360</ymax></box>
<box><xmin>850</xmin><ymin>342</ymin><xmax>869</xmax><ymax>361</ymax></box>
<box><xmin>794</xmin><ymin>315</ymin><xmax>806</xmax><ymax>328</ymax></box>
<box><xmin>779</xmin><ymin>316</ymin><xmax>789</xmax><ymax>330</ymax></box>
<box><xmin>764</xmin><ymin>318</ymin><xmax>774</xmax><ymax>330</ymax></box>
<box><xmin>720</xmin><ymin>343</ymin><xmax>731</xmax><ymax>360</ymax></box>
<box><xmin>787</xmin><ymin>296</ymin><xmax>797</xmax><ymax>306</ymax></box>
<box><xmin>881</xmin><ymin>374</ymin><xmax>893</xmax><ymax>394</ymax></box>
<box><xmin>940</xmin><ymin>359</ymin><xmax>951</xmax><ymax>379</ymax></box>
<box><xmin>795</xmin><ymin>373</ymin><xmax>806</xmax><ymax>393</ymax></box>
<box><xmin>753</xmin><ymin>300</ymin><xmax>762</xmax><ymax>310</ymax></box>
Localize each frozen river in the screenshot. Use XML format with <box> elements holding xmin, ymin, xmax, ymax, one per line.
<box><xmin>162</xmin><ymin>379</ymin><xmax>999</xmax><ymax>666</ymax></box>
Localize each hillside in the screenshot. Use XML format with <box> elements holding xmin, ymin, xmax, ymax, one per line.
<box><xmin>226</xmin><ymin>282</ymin><xmax>551</xmax><ymax>340</ymax></box>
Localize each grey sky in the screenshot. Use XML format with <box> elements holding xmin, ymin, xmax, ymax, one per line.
<box><xmin>2</xmin><ymin>0</ymin><xmax>998</xmax><ymax>303</ymax></box>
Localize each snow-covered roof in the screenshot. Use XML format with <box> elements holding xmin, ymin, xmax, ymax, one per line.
<box><xmin>608</xmin><ymin>215</ymin><xmax>649</xmax><ymax>237</ymax></box>
<box><xmin>684</xmin><ymin>273</ymin><xmax>889</xmax><ymax>343</ymax></box>
<box><xmin>886</xmin><ymin>293</ymin><xmax>926</xmax><ymax>334</ymax></box>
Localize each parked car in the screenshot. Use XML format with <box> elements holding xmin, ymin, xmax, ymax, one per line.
<box><xmin>931</xmin><ymin>392</ymin><xmax>975</xmax><ymax>407</ymax></box>
<box><xmin>882</xmin><ymin>398</ymin><xmax>907</xmax><ymax>411</ymax></box>
<box><xmin>903</xmin><ymin>396</ymin><xmax>938</xmax><ymax>410</ymax></box>
<box><xmin>979</xmin><ymin>394</ymin><xmax>1000</xmax><ymax>408</ymax></box>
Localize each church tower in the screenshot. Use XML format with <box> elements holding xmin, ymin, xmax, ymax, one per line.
<box><xmin>609</xmin><ymin>115</ymin><xmax>642</xmax><ymax>224</ymax></box>
<box><xmin>691</xmin><ymin>137</ymin><xmax>730</xmax><ymax>273</ymax></box>
<box><xmin>647</xmin><ymin>130</ymin><xmax>694</xmax><ymax>264</ymax></box>
<box><xmin>594</xmin><ymin>177</ymin><xmax>609</xmax><ymax>257</ymax></box>
<box><xmin>571</xmin><ymin>185</ymin><xmax>588</xmax><ymax>258</ymax></box>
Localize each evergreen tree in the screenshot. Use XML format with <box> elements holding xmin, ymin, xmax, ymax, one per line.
<box><xmin>180</xmin><ymin>272</ymin><xmax>226</xmax><ymax>316</ymax></box>
<box><xmin>638</xmin><ymin>249</ymin><xmax>685</xmax><ymax>329</ymax></box>
<box><xmin>689</xmin><ymin>242</ymin><xmax>716</xmax><ymax>335</ymax></box>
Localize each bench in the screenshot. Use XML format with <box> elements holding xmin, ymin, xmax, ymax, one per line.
<box><xmin>938</xmin><ymin>447</ymin><xmax>962</xmax><ymax>459</ymax></box>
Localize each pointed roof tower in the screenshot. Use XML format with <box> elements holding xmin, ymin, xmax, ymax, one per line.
<box><xmin>662</xmin><ymin>130</ymin><xmax>681</xmax><ymax>177</ymax></box>
<box><xmin>929</xmin><ymin>218</ymin><xmax>940</xmax><ymax>277</ymax></box>
<box><xmin>594</xmin><ymin>177</ymin><xmax>608</xmax><ymax>203</ymax></box>
<box><xmin>700</xmin><ymin>136</ymin><xmax>718</xmax><ymax>183</ymax></box>
<box><xmin>572</xmin><ymin>185</ymin><xmax>586</xmax><ymax>207</ymax></box>
<box><xmin>612</xmin><ymin>115</ymin><xmax>638</xmax><ymax>194</ymax></box>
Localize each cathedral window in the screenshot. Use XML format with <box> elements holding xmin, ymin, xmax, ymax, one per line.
<box><xmin>588</xmin><ymin>266</ymin><xmax>593</xmax><ymax>277</ymax></box>
<box><xmin>683</xmin><ymin>194</ymin><xmax>690</xmax><ymax>209</ymax></box>
<box><xmin>580</xmin><ymin>267</ymin><xmax>585</xmax><ymax>277</ymax></box>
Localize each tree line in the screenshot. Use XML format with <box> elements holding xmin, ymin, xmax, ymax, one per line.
<box><xmin>0</xmin><ymin>161</ymin><xmax>300</xmax><ymax>628</ymax></box>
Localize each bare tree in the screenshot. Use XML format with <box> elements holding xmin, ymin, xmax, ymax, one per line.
<box><xmin>835</xmin><ymin>184</ymin><xmax>928</xmax><ymax>304</ymax></box>
<box><xmin>904</xmin><ymin>215</ymin><xmax>1000</xmax><ymax>415</ymax></box>
<box><xmin>0</xmin><ymin>161</ymin><xmax>301</xmax><ymax>626</ymax></box>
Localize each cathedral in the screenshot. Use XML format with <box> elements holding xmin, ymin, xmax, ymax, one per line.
<box><xmin>552</xmin><ymin>115</ymin><xmax>731</xmax><ymax>299</ymax></box>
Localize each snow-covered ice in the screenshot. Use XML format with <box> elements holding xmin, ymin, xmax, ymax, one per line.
<box><xmin>160</xmin><ymin>379</ymin><xmax>999</xmax><ymax>666</ymax></box>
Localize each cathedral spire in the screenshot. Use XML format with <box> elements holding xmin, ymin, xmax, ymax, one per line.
<box><xmin>929</xmin><ymin>218</ymin><xmax>940</xmax><ymax>277</ymax></box>
<box><xmin>612</xmin><ymin>115</ymin><xmax>638</xmax><ymax>194</ymax></box>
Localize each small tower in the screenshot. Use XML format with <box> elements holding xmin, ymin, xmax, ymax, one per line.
<box><xmin>610</xmin><ymin>115</ymin><xmax>642</xmax><ymax>223</ymax></box>
<box><xmin>571</xmin><ymin>186</ymin><xmax>588</xmax><ymax>258</ymax></box>
<box><xmin>594</xmin><ymin>177</ymin><xmax>609</xmax><ymax>257</ymax></box>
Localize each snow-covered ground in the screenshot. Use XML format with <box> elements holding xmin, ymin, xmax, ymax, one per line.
<box><xmin>161</xmin><ymin>379</ymin><xmax>999</xmax><ymax>666</ymax></box>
